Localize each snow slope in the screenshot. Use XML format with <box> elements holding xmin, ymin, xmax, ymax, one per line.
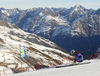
<box><xmin>7</xmin><ymin>59</ymin><xmax>100</xmax><ymax>76</ymax></box>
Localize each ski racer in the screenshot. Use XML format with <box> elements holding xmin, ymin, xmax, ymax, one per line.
<box><xmin>70</xmin><ymin>50</ymin><xmax>84</xmax><ymax>63</ymax></box>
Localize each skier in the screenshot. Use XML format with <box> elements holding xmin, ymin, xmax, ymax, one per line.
<box><xmin>70</xmin><ymin>50</ymin><xmax>84</xmax><ymax>63</ymax></box>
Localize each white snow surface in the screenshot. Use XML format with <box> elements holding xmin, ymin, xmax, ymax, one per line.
<box><xmin>7</xmin><ymin>59</ymin><xmax>100</xmax><ymax>76</ymax></box>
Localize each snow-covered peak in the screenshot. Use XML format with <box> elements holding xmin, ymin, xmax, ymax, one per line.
<box><xmin>69</xmin><ymin>4</ymin><xmax>86</xmax><ymax>13</ymax></box>
<box><xmin>6</xmin><ymin>8</ymin><xmax>21</xmax><ymax>15</ymax></box>
<box><xmin>75</xmin><ymin>4</ymin><xmax>82</xmax><ymax>8</ymax></box>
<box><xmin>1</xmin><ymin>10</ymin><xmax>10</xmax><ymax>16</ymax></box>
<box><xmin>0</xmin><ymin>8</ymin><xmax>21</xmax><ymax>16</ymax></box>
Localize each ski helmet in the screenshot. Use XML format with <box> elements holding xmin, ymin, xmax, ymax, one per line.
<box><xmin>70</xmin><ymin>49</ymin><xmax>75</xmax><ymax>55</ymax></box>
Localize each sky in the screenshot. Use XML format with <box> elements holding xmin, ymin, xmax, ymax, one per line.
<box><xmin>0</xmin><ymin>0</ymin><xmax>100</xmax><ymax>10</ymax></box>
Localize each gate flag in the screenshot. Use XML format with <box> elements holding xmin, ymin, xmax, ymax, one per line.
<box><xmin>21</xmin><ymin>49</ymin><xmax>26</xmax><ymax>57</ymax></box>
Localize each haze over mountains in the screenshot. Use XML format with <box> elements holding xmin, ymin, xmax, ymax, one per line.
<box><xmin>0</xmin><ymin>4</ymin><xmax>100</xmax><ymax>56</ymax></box>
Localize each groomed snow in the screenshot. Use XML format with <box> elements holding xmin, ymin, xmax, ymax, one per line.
<box><xmin>7</xmin><ymin>59</ymin><xmax>100</xmax><ymax>76</ymax></box>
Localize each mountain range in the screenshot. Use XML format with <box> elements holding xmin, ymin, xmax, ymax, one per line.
<box><xmin>0</xmin><ymin>4</ymin><xmax>100</xmax><ymax>57</ymax></box>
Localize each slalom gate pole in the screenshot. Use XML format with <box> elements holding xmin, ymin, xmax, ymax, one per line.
<box><xmin>19</xmin><ymin>44</ymin><xmax>23</xmax><ymax>72</ymax></box>
<box><xmin>3</xmin><ymin>69</ymin><xmax>5</xmax><ymax>76</ymax></box>
<box><xmin>23</xmin><ymin>45</ymin><xmax>29</xmax><ymax>72</ymax></box>
<box><xmin>35</xmin><ymin>62</ymin><xmax>38</xmax><ymax>70</ymax></box>
<box><xmin>66</xmin><ymin>57</ymin><xmax>70</xmax><ymax>65</ymax></box>
<box><xmin>26</xmin><ymin>55</ymin><xmax>29</xmax><ymax>72</ymax></box>
<box><xmin>79</xmin><ymin>49</ymin><xmax>90</xmax><ymax>53</ymax></box>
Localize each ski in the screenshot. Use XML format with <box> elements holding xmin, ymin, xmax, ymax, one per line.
<box><xmin>55</xmin><ymin>62</ymin><xmax>91</xmax><ymax>68</ymax></box>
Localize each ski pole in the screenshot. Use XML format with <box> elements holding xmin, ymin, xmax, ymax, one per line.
<box><xmin>79</xmin><ymin>49</ymin><xmax>90</xmax><ymax>53</ymax></box>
